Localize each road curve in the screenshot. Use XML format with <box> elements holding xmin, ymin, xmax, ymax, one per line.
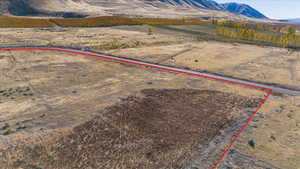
<box><xmin>1</xmin><ymin>46</ymin><xmax>300</xmax><ymax>96</ymax></box>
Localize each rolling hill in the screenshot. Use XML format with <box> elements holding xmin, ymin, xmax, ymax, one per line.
<box><xmin>158</xmin><ymin>0</ymin><xmax>224</xmax><ymax>10</ymax></box>
<box><xmin>0</xmin><ymin>0</ymin><xmax>268</xmax><ymax>21</ymax></box>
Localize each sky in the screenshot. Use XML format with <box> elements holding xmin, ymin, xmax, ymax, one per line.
<box><xmin>215</xmin><ymin>0</ymin><xmax>300</xmax><ymax>19</ymax></box>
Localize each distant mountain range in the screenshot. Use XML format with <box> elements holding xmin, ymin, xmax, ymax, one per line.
<box><xmin>280</xmin><ymin>18</ymin><xmax>300</xmax><ymax>23</ymax></box>
<box><xmin>0</xmin><ymin>0</ymin><xmax>268</xmax><ymax>20</ymax></box>
<box><xmin>221</xmin><ymin>3</ymin><xmax>267</xmax><ymax>19</ymax></box>
<box><xmin>158</xmin><ymin>0</ymin><xmax>267</xmax><ymax>19</ymax></box>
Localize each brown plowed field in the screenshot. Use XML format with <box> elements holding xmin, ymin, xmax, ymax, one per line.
<box><xmin>0</xmin><ymin>89</ymin><xmax>259</xmax><ymax>169</ymax></box>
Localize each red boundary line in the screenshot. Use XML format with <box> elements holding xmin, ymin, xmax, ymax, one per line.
<box><xmin>211</xmin><ymin>89</ymin><xmax>272</xmax><ymax>169</ymax></box>
<box><xmin>0</xmin><ymin>47</ymin><xmax>273</xmax><ymax>169</ymax></box>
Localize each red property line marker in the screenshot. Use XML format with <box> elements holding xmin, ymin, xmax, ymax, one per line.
<box><xmin>0</xmin><ymin>47</ymin><xmax>271</xmax><ymax>90</ymax></box>
<box><xmin>211</xmin><ymin>89</ymin><xmax>272</xmax><ymax>169</ymax></box>
<box><xmin>0</xmin><ymin>47</ymin><xmax>273</xmax><ymax>169</ymax></box>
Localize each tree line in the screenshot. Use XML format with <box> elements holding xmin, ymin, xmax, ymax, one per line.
<box><xmin>213</xmin><ymin>20</ymin><xmax>300</xmax><ymax>48</ymax></box>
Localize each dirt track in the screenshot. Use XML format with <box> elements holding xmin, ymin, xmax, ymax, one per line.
<box><xmin>2</xmin><ymin>47</ymin><xmax>298</xmax><ymax>95</ymax></box>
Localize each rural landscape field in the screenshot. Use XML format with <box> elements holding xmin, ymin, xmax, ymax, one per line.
<box><xmin>0</xmin><ymin>0</ymin><xmax>299</xmax><ymax>169</ymax></box>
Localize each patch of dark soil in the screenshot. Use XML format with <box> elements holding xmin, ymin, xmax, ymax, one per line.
<box><xmin>0</xmin><ymin>89</ymin><xmax>260</xmax><ymax>169</ymax></box>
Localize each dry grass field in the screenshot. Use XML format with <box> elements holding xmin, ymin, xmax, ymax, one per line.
<box><xmin>0</xmin><ymin>49</ymin><xmax>262</xmax><ymax>169</ymax></box>
<box><xmin>51</xmin><ymin>17</ymin><xmax>211</xmax><ymax>27</ymax></box>
<box><xmin>0</xmin><ymin>16</ymin><xmax>211</xmax><ymax>28</ymax></box>
<box><xmin>0</xmin><ymin>16</ymin><xmax>298</xmax><ymax>49</ymax></box>
<box><xmin>0</xmin><ymin>25</ymin><xmax>299</xmax><ymax>169</ymax></box>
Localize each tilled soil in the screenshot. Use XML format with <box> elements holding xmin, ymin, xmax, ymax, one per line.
<box><xmin>0</xmin><ymin>89</ymin><xmax>260</xmax><ymax>169</ymax></box>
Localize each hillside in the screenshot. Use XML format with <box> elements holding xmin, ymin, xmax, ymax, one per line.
<box><xmin>222</xmin><ymin>2</ymin><xmax>267</xmax><ymax>19</ymax></box>
<box><xmin>0</xmin><ymin>0</ymin><xmax>268</xmax><ymax>21</ymax></box>
<box><xmin>0</xmin><ymin>0</ymin><xmax>9</xmax><ymax>15</ymax></box>
<box><xmin>0</xmin><ymin>25</ymin><xmax>299</xmax><ymax>169</ymax></box>
<box><xmin>158</xmin><ymin>0</ymin><xmax>224</xmax><ymax>10</ymax></box>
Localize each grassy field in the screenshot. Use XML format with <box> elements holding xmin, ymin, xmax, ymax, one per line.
<box><xmin>50</xmin><ymin>16</ymin><xmax>138</xmax><ymax>27</ymax></box>
<box><xmin>50</xmin><ymin>16</ymin><xmax>211</xmax><ymax>27</ymax></box>
<box><xmin>155</xmin><ymin>25</ymin><xmax>284</xmax><ymax>47</ymax></box>
<box><xmin>155</xmin><ymin>24</ymin><xmax>300</xmax><ymax>49</ymax></box>
<box><xmin>0</xmin><ymin>23</ymin><xmax>299</xmax><ymax>169</ymax></box>
<box><xmin>0</xmin><ymin>16</ymin><xmax>299</xmax><ymax>49</ymax></box>
<box><xmin>0</xmin><ymin>16</ymin><xmax>211</xmax><ymax>28</ymax></box>
<box><xmin>0</xmin><ymin>16</ymin><xmax>53</xmax><ymax>28</ymax></box>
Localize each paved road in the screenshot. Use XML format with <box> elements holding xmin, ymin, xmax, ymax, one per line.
<box><xmin>1</xmin><ymin>46</ymin><xmax>300</xmax><ymax>96</ymax></box>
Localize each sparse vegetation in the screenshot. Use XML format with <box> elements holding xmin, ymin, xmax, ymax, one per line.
<box><xmin>0</xmin><ymin>86</ymin><xmax>33</xmax><ymax>102</ymax></box>
<box><xmin>92</xmin><ymin>39</ymin><xmax>145</xmax><ymax>50</ymax></box>
<box><xmin>0</xmin><ymin>89</ymin><xmax>260</xmax><ymax>169</ymax></box>
<box><xmin>1</xmin><ymin>24</ymin><xmax>299</xmax><ymax>169</ymax></box>
<box><xmin>148</xmin><ymin>26</ymin><xmax>154</xmax><ymax>35</ymax></box>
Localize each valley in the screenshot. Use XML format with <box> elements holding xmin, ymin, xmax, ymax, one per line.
<box><xmin>0</xmin><ymin>1</ymin><xmax>300</xmax><ymax>169</ymax></box>
<box><xmin>0</xmin><ymin>25</ymin><xmax>299</xmax><ymax>169</ymax></box>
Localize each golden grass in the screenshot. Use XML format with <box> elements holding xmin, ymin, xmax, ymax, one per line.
<box><xmin>51</xmin><ymin>16</ymin><xmax>211</xmax><ymax>27</ymax></box>
<box><xmin>0</xmin><ymin>16</ymin><xmax>53</xmax><ymax>28</ymax></box>
<box><xmin>51</xmin><ymin>16</ymin><xmax>137</xmax><ymax>27</ymax></box>
<box><xmin>0</xmin><ymin>16</ymin><xmax>211</xmax><ymax>28</ymax></box>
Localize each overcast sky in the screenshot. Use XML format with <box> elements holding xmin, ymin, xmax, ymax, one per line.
<box><xmin>215</xmin><ymin>0</ymin><xmax>300</xmax><ymax>19</ymax></box>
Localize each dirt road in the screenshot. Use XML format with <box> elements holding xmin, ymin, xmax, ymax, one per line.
<box><xmin>1</xmin><ymin>47</ymin><xmax>300</xmax><ymax>96</ymax></box>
